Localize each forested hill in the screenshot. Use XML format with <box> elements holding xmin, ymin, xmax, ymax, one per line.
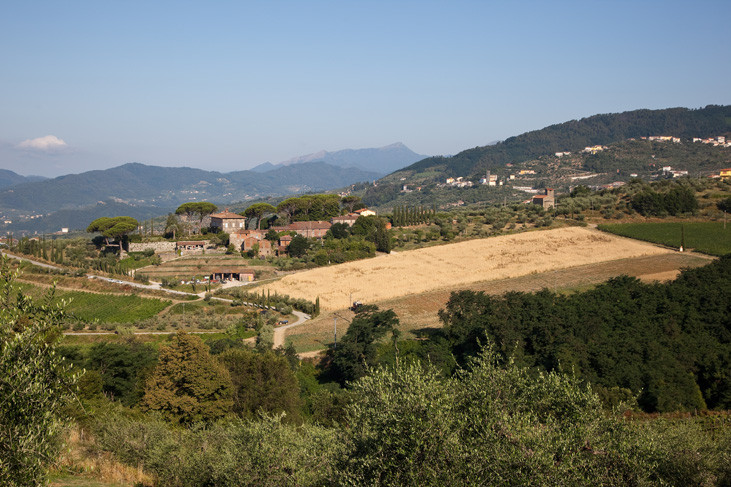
<box><xmin>395</xmin><ymin>105</ymin><xmax>731</xmax><ymax>179</ymax></box>
<box><xmin>0</xmin><ymin>169</ymin><xmax>46</xmax><ymax>189</ymax></box>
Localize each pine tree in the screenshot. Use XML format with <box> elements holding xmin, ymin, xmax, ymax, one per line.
<box><xmin>141</xmin><ymin>332</ymin><xmax>233</xmax><ymax>424</ymax></box>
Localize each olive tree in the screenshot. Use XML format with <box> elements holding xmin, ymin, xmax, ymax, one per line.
<box><xmin>0</xmin><ymin>257</ymin><xmax>78</xmax><ymax>486</ymax></box>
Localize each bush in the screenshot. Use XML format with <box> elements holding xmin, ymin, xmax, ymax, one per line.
<box><xmin>279</xmin><ymin>305</ymin><xmax>293</xmax><ymax>315</ymax></box>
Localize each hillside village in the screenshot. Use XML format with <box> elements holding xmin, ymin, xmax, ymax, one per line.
<box><xmin>369</xmin><ymin>132</ymin><xmax>731</xmax><ymax>212</ymax></box>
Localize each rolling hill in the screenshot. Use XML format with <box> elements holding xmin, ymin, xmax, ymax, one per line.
<box><xmin>391</xmin><ymin>105</ymin><xmax>731</xmax><ymax>180</ymax></box>
<box><xmin>0</xmin><ymin>169</ymin><xmax>46</xmax><ymax>189</ymax></box>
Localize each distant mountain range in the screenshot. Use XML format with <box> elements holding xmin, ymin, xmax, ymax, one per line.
<box><xmin>0</xmin><ymin>169</ymin><xmax>46</xmax><ymax>189</ymax></box>
<box><xmin>251</xmin><ymin>142</ymin><xmax>426</xmax><ymax>175</ymax></box>
<box><xmin>0</xmin><ymin>143</ymin><xmax>427</xmax><ymax>233</ymax></box>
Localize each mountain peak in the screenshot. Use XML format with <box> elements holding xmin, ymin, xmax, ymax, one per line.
<box><xmin>263</xmin><ymin>143</ymin><xmax>427</xmax><ymax>175</ymax></box>
<box><xmin>380</xmin><ymin>142</ymin><xmax>407</xmax><ymax>150</ymax></box>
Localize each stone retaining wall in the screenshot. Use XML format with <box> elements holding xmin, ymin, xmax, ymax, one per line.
<box><xmin>128</xmin><ymin>241</ymin><xmax>176</xmax><ymax>253</ymax></box>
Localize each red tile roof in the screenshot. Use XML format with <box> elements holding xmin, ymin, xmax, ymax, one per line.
<box><xmin>210</xmin><ymin>210</ymin><xmax>244</xmax><ymax>219</ymax></box>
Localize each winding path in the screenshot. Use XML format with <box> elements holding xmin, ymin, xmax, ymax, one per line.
<box><xmin>273</xmin><ymin>310</ymin><xmax>311</xmax><ymax>348</ymax></box>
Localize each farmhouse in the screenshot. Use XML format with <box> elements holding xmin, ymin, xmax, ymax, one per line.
<box><xmin>331</xmin><ymin>213</ymin><xmax>360</xmax><ymax>227</ymax></box>
<box><xmin>278</xmin><ymin>234</ymin><xmax>293</xmax><ymax>255</ymax></box>
<box><xmin>210</xmin><ymin>209</ymin><xmax>246</xmax><ymax>231</ymax></box>
<box><xmin>271</xmin><ymin>221</ymin><xmax>332</xmax><ymax>239</ymax></box>
<box><xmin>354</xmin><ymin>208</ymin><xmax>376</xmax><ymax>217</ymax></box>
<box><xmin>210</xmin><ymin>268</ymin><xmax>254</xmax><ymax>282</ymax></box>
<box><xmin>531</xmin><ymin>188</ymin><xmax>555</xmax><ymax>209</ymax></box>
<box><xmin>230</xmin><ymin>229</ymin><xmax>274</xmax><ymax>256</ymax></box>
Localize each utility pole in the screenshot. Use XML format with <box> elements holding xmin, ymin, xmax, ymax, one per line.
<box><xmin>333</xmin><ymin>316</ymin><xmax>337</xmax><ymax>349</ymax></box>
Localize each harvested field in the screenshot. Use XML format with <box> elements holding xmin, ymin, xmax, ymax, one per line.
<box><xmin>284</xmin><ymin>252</ymin><xmax>711</xmax><ymax>352</ymax></box>
<box><xmin>266</xmin><ymin>227</ymin><xmax>674</xmax><ymax>311</ymax></box>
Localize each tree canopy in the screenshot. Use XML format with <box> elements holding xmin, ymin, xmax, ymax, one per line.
<box><xmin>86</xmin><ymin>216</ymin><xmax>139</xmax><ymax>247</ymax></box>
<box><xmin>437</xmin><ymin>254</ymin><xmax>731</xmax><ymax>412</ymax></box>
<box><xmin>276</xmin><ymin>194</ymin><xmax>341</xmax><ymax>222</ymax></box>
<box><xmin>326</xmin><ymin>305</ymin><xmax>399</xmax><ymax>385</ymax></box>
<box><xmin>175</xmin><ymin>202</ymin><xmax>218</xmax><ymax>233</ymax></box>
<box><xmin>242</xmin><ymin>203</ymin><xmax>277</xmax><ymax>229</ymax></box>
<box><xmin>141</xmin><ymin>332</ymin><xmax>233</xmax><ymax>424</ymax></box>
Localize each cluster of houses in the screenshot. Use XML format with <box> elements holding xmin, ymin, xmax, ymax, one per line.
<box><xmin>661</xmin><ymin>166</ymin><xmax>689</xmax><ymax>178</ymax></box>
<box><xmin>444</xmin><ymin>177</ymin><xmax>474</xmax><ymax>188</ymax></box>
<box><xmin>582</xmin><ymin>145</ymin><xmax>608</xmax><ymax>154</ymax></box>
<box><xmin>444</xmin><ymin>171</ymin><xmax>515</xmax><ymax>189</ymax></box>
<box><xmin>643</xmin><ymin>136</ymin><xmax>681</xmax><ymax>143</ymax></box>
<box><xmin>693</xmin><ymin>136</ymin><xmax>729</xmax><ymax>147</ymax></box>
<box><xmin>209</xmin><ymin>207</ymin><xmax>378</xmax><ymax>257</ymax></box>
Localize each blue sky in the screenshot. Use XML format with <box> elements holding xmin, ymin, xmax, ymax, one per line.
<box><xmin>1</xmin><ymin>0</ymin><xmax>729</xmax><ymax>176</ymax></box>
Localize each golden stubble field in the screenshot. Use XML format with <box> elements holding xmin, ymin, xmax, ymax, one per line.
<box><xmin>264</xmin><ymin>226</ymin><xmax>675</xmax><ymax>311</ymax></box>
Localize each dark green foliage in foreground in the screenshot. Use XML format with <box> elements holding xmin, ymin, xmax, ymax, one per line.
<box><xmin>90</xmin><ymin>344</ymin><xmax>731</xmax><ymax>486</ymax></box>
<box><xmin>326</xmin><ymin>305</ymin><xmax>400</xmax><ymax>385</ymax></box>
<box><xmin>85</xmin><ymin>340</ymin><xmax>157</xmax><ymax>406</ymax></box>
<box><xmin>92</xmin><ymin>413</ymin><xmax>342</xmax><ymax>487</ymax></box>
<box><xmin>218</xmin><ymin>348</ymin><xmax>303</xmax><ymax>423</ymax></box>
<box><xmin>438</xmin><ymin>255</ymin><xmax>731</xmax><ymax>412</ymax></box>
<box><xmin>0</xmin><ymin>258</ymin><xmax>77</xmax><ymax>486</ymax></box>
<box><xmin>141</xmin><ymin>332</ymin><xmax>233</xmax><ymax>424</ymax></box>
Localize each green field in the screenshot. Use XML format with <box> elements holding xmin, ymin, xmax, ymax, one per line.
<box><xmin>598</xmin><ymin>222</ymin><xmax>731</xmax><ymax>256</ymax></box>
<box><xmin>21</xmin><ymin>284</ymin><xmax>171</xmax><ymax>323</ymax></box>
<box><xmin>60</xmin><ymin>291</ymin><xmax>171</xmax><ymax>322</ymax></box>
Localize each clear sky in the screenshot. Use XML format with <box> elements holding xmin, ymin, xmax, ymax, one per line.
<box><xmin>1</xmin><ymin>0</ymin><xmax>729</xmax><ymax>177</ymax></box>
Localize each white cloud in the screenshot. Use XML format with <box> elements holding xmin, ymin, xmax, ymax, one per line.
<box><xmin>17</xmin><ymin>135</ymin><xmax>68</xmax><ymax>153</ymax></box>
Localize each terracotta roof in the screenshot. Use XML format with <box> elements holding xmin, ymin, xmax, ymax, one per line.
<box><xmin>210</xmin><ymin>210</ymin><xmax>244</xmax><ymax>219</ymax></box>
<box><xmin>532</xmin><ymin>195</ymin><xmax>547</xmax><ymax>199</ymax></box>
<box><xmin>176</xmin><ymin>241</ymin><xmax>206</xmax><ymax>246</ymax></box>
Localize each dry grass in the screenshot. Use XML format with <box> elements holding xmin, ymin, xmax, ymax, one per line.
<box><xmin>52</xmin><ymin>427</ymin><xmax>153</xmax><ymax>486</ymax></box>
<box><xmin>268</xmin><ymin>227</ymin><xmax>674</xmax><ymax>311</ymax></box>
<box><xmin>283</xmin><ymin>251</ymin><xmax>711</xmax><ymax>353</ymax></box>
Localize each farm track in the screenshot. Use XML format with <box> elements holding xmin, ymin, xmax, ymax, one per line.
<box><xmin>16</xmin><ymin>278</ymin><xmax>192</xmax><ymax>304</ymax></box>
